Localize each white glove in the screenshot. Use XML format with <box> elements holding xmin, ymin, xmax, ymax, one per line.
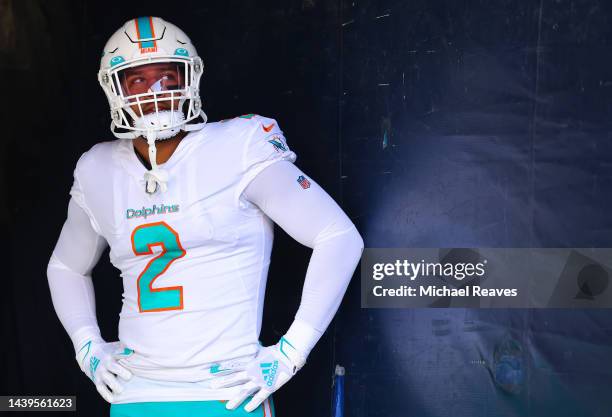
<box><xmin>75</xmin><ymin>339</ymin><xmax>134</xmax><ymax>403</ymax></box>
<box><xmin>210</xmin><ymin>337</ymin><xmax>307</xmax><ymax>412</ymax></box>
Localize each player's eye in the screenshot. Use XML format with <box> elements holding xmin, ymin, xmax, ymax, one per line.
<box><xmin>124</xmin><ymin>76</ymin><xmax>144</xmax><ymax>90</ymax></box>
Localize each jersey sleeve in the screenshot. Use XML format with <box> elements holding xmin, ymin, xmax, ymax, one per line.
<box><xmin>242</xmin><ymin>161</ymin><xmax>364</xmax><ymax>356</ymax></box>
<box><xmin>235</xmin><ymin>115</ymin><xmax>297</xmax><ymax>208</ymax></box>
<box><xmin>70</xmin><ymin>153</ymin><xmax>103</xmax><ymax>235</ymax></box>
<box><xmin>47</xmin><ymin>197</ymin><xmax>108</xmax><ymax>351</ymax></box>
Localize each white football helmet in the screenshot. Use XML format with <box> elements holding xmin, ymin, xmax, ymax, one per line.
<box><xmin>98</xmin><ymin>17</ymin><xmax>207</xmax><ymax>194</ymax></box>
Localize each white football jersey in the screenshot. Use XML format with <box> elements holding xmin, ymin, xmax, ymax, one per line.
<box><xmin>69</xmin><ymin>114</ymin><xmax>296</xmax><ymax>384</ymax></box>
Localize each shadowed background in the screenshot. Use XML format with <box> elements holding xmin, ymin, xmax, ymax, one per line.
<box><xmin>2</xmin><ymin>0</ymin><xmax>612</xmax><ymax>416</ymax></box>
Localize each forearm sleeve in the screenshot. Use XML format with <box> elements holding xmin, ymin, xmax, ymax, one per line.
<box><xmin>243</xmin><ymin>161</ymin><xmax>364</xmax><ymax>356</ymax></box>
<box><xmin>47</xmin><ymin>197</ymin><xmax>108</xmax><ymax>351</ymax></box>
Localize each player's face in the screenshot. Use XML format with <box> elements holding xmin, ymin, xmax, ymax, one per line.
<box><xmin>118</xmin><ymin>62</ymin><xmax>185</xmax><ymax>117</ymax></box>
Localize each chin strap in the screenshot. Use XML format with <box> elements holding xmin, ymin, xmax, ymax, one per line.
<box><xmin>143</xmin><ymin>130</ymin><xmax>169</xmax><ymax>194</ymax></box>
<box><xmin>133</xmin><ymin>111</ymin><xmax>208</xmax><ymax>194</ymax></box>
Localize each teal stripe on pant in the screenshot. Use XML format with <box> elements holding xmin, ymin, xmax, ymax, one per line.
<box><xmin>110</xmin><ymin>397</ymin><xmax>275</xmax><ymax>417</ymax></box>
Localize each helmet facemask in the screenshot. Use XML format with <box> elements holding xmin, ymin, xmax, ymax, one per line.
<box><xmin>120</xmin><ymin>60</ymin><xmax>186</xmax><ymax>140</ymax></box>
<box><xmin>99</xmin><ymin>56</ymin><xmax>205</xmax><ymax>140</ymax></box>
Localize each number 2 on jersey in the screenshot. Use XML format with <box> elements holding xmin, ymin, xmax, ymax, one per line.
<box><xmin>131</xmin><ymin>221</ymin><xmax>186</xmax><ymax>313</ymax></box>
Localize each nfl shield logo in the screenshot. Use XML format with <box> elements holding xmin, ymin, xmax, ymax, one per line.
<box><xmin>297</xmin><ymin>175</ymin><xmax>311</xmax><ymax>189</ymax></box>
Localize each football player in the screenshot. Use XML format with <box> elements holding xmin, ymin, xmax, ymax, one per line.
<box><xmin>47</xmin><ymin>16</ymin><xmax>363</xmax><ymax>417</ymax></box>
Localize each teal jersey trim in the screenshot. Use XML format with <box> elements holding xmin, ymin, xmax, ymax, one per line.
<box><xmin>110</xmin><ymin>397</ymin><xmax>275</xmax><ymax>417</ymax></box>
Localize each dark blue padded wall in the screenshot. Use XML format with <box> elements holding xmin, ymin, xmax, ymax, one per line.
<box><xmin>338</xmin><ymin>1</ymin><xmax>612</xmax><ymax>416</ymax></box>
